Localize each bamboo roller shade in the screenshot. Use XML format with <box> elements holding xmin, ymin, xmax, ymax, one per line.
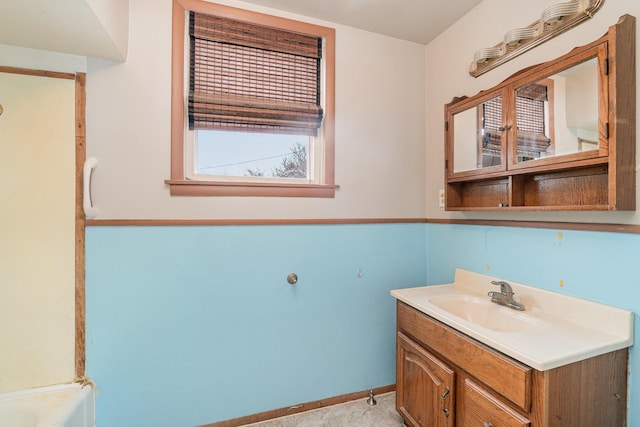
<box><xmin>189</xmin><ymin>11</ymin><xmax>324</xmax><ymax>136</ymax></box>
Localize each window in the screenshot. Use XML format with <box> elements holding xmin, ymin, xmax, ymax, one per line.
<box><xmin>168</xmin><ymin>0</ymin><xmax>336</xmax><ymax>197</ymax></box>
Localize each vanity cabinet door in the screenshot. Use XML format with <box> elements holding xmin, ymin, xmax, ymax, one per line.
<box><xmin>396</xmin><ymin>332</ymin><xmax>455</xmax><ymax>427</ymax></box>
<box><xmin>459</xmin><ymin>377</ymin><xmax>530</xmax><ymax>427</ymax></box>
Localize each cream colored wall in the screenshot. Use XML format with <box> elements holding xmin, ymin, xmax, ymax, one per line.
<box><xmin>86</xmin><ymin>0</ymin><xmax>130</xmax><ymax>59</ymax></box>
<box><xmin>85</xmin><ymin>0</ymin><xmax>427</xmax><ymax>220</ymax></box>
<box><xmin>0</xmin><ymin>72</ymin><xmax>76</xmax><ymax>393</ymax></box>
<box><xmin>426</xmin><ymin>0</ymin><xmax>640</xmax><ymax>223</ymax></box>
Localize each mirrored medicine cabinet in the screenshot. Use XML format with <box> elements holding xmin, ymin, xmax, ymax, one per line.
<box><xmin>444</xmin><ymin>14</ymin><xmax>635</xmax><ymax>211</ymax></box>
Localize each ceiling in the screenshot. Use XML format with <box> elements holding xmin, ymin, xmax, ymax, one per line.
<box><xmin>240</xmin><ymin>0</ymin><xmax>484</xmax><ymax>44</ymax></box>
<box><xmin>0</xmin><ymin>0</ymin><xmax>484</xmax><ymax>61</ymax></box>
<box><xmin>0</xmin><ymin>0</ymin><xmax>128</xmax><ymax>60</ymax></box>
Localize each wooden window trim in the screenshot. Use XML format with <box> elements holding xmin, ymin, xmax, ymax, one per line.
<box><xmin>169</xmin><ymin>0</ymin><xmax>336</xmax><ymax>197</ymax></box>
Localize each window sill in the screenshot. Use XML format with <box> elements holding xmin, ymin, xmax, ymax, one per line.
<box><xmin>165</xmin><ymin>179</ymin><xmax>338</xmax><ymax>197</ymax></box>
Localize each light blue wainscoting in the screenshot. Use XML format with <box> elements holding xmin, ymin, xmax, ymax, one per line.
<box><xmin>86</xmin><ymin>223</ymin><xmax>427</xmax><ymax>427</ymax></box>
<box><xmin>426</xmin><ymin>223</ymin><xmax>640</xmax><ymax>426</ymax></box>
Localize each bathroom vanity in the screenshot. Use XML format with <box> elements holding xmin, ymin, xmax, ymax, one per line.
<box><xmin>391</xmin><ymin>270</ymin><xmax>633</xmax><ymax>427</ymax></box>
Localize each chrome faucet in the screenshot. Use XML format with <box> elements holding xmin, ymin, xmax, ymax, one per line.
<box><xmin>488</xmin><ymin>280</ymin><xmax>525</xmax><ymax>311</ymax></box>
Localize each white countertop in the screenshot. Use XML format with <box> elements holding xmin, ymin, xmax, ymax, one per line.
<box><xmin>391</xmin><ymin>269</ymin><xmax>634</xmax><ymax>371</ymax></box>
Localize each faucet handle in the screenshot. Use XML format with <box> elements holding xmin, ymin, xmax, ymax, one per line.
<box><xmin>491</xmin><ymin>280</ymin><xmax>514</xmax><ymax>295</ymax></box>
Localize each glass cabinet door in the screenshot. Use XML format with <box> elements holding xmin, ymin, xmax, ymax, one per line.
<box><xmin>510</xmin><ymin>54</ymin><xmax>605</xmax><ymax>168</ymax></box>
<box><xmin>450</xmin><ymin>93</ymin><xmax>505</xmax><ymax>175</ymax></box>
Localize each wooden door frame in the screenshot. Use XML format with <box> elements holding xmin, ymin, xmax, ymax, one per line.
<box><xmin>74</xmin><ymin>73</ymin><xmax>87</xmax><ymax>380</ymax></box>
<box><xmin>0</xmin><ymin>66</ymin><xmax>86</xmax><ymax>381</ymax></box>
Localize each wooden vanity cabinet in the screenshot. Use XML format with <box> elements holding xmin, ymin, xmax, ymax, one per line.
<box><xmin>396</xmin><ymin>301</ymin><xmax>629</xmax><ymax>427</ymax></box>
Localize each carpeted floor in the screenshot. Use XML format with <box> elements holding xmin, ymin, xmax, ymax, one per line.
<box><xmin>241</xmin><ymin>392</ymin><xmax>404</xmax><ymax>426</ymax></box>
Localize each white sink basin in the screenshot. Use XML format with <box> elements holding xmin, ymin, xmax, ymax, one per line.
<box><xmin>391</xmin><ymin>269</ymin><xmax>634</xmax><ymax>370</ymax></box>
<box><xmin>428</xmin><ymin>293</ymin><xmax>540</xmax><ymax>333</ymax></box>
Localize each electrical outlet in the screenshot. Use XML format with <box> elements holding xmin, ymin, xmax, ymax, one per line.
<box><xmin>438</xmin><ymin>189</ymin><xmax>445</xmax><ymax>208</ymax></box>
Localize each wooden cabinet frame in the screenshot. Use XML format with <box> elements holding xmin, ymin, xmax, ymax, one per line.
<box><xmin>444</xmin><ymin>15</ymin><xmax>635</xmax><ymax>211</ymax></box>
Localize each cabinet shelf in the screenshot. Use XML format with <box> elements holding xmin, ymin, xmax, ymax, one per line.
<box><xmin>447</xmin><ymin>164</ymin><xmax>613</xmax><ymax>210</ymax></box>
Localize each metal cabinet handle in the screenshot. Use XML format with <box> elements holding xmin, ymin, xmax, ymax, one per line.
<box><xmin>442</xmin><ymin>408</ymin><xmax>449</xmax><ymax>417</ymax></box>
<box><xmin>441</xmin><ymin>386</ymin><xmax>450</xmax><ymax>399</ymax></box>
<box><xmin>482</xmin><ymin>422</ymin><xmax>493</xmax><ymax>427</ymax></box>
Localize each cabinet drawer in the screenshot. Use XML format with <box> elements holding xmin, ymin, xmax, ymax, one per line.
<box><xmin>397</xmin><ymin>302</ymin><xmax>532</xmax><ymax>411</ymax></box>
<box><xmin>460</xmin><ymin>377</ymin><xmax>530</xmax><ymax>427</ymax></box>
